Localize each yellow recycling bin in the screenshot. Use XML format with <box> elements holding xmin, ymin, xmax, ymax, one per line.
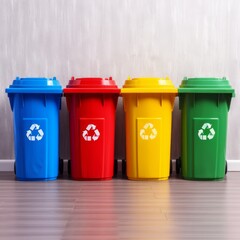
<box><xmin>121</xmin><ymin>77</ymin><xmax>177</xmax><ymax>180</ymax></box>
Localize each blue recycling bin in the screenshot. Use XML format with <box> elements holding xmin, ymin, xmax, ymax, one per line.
<box><xmin>6</xmin><ymin>77</ymin><xmax>62</xmax><ymax>181</ymax></box>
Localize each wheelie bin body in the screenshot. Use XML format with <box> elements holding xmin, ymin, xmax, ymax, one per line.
<box><xmin>64</xmin><ymin>77</ymin><xmax>120</xmax><ymax>180</ymax></box>
<box><xmin>6</xmin><ymin>77</ymin><xmax>62</xmax><ymax>181</ymax></box>
<box><xmin>178</xmin><ymin>77</ymin><xmax>235</xmax><ymax>180</ymax></box>
<box><xmin>121</xmin><ymin>77</ymin><xmax>177</xmax><ymax>180</ymax></box>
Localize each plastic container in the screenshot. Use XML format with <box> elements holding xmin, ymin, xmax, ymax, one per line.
<box><xmin>121</xmin><ymin>77</ymin><xmax>177</xmax><ymax>180</ymax></box>
<box><xmin>178</xmin><ymin>77</ymin><xmax>235</xmax><ymax>180</ymax></box>
<box><xmin>6</xmin><ymin>77</ymin><xmax>62</xmax><ymax>181</ymax></box>
<box><xmin>64</xmin><ymin>77</ymin><xmax>120</xmax><ymax>180</ymax></box>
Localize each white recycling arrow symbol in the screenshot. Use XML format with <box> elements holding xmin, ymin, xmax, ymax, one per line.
<box><xmin>82</xmin><ymin>124</ymin><xmax>100</xmax><ymax>141</ymax></box>
<box><xmin>26</xmin><ymin>124</ymin><xmax>44</xmax><ymax>141</ymax></box>
<box><xmin>198</xmin><ymin>123</ymin><xmax>215</xmax><ymax>141</ymax></box>
<box><xmin>140</xmin><ymin>122</ymin><xmax>158</xmax><ymax>140</ymax></box>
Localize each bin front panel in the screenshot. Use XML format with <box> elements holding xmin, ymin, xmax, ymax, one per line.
<box><xmin>12</xmin><ymin>94</ymin><xmax>60</xmax><ymax>180</ymax></box>
<box><xmin>193</xmin><ymin>118</ymin><xmax>219</xmax><ymax>179</ymax></box>
<box><xmin>79</xmin><ymin>118</ymin><xmax>105</xmax><ymax>178</ymax></box>
<box><xmin>67</xmin><ymin>94</ymin><xmax>117</xmax><ymax>180</ymax></box>
<box><xmin>124</xmin><ymin>93</ymin><xmax>174</xmax><ymax>180</ymax></box>
<box><xmin>181</xmin><ymin>93</ymin><xmax>228</xmax><ymax>180</ymax></box>
<box><xmin>137</xmin><ymin>118</ymin><xmax>162</xmax><ymax>178</ymax></box>
<box><xmin>23</xmin><ymin>118</ymin><xmax>48</xmax><ymax>179</ymax></box>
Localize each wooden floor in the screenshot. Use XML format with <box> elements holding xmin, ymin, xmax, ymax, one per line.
<box><xmin>0</xmin><ymin>171</ymin><xmax>240</xmax><ymax>240</ymax></box>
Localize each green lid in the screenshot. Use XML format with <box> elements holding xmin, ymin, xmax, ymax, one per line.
<box><xmin>179</xmin><ymin>77</ymin><xmax>235</xmax><ymax>95</ymax></box>
<box><xmin>121</xmin><ymin>77</ymin><xmax>178</xmax><ymax>94</ymax></box>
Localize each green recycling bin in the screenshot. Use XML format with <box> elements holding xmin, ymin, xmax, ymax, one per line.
<box><xmin>178</xmin><ymin>77</ymin><xmax>235</xmax><ymax>180</ymax></box>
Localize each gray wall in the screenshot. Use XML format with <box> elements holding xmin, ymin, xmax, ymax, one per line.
<box><xmin>0</xmin><ymin>0</ymin><xmax>239</xmax><ymax>160</ymax></box>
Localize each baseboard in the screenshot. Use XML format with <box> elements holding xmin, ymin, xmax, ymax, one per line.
<box><xmin>0</xmin><ymin>159</ymin><xmax>240</xmax><ymax>172</ymax></box>
<box><xmin>226</xmin><ymin>160</ymin><xmax>240</xmax><ymax>171</ymax></box>
<box><xmin>0</xmin><ymin>160</ymin><xmax>15</xmax><ymax>171</ymax></box>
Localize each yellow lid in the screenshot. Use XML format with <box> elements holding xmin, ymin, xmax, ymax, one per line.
<box><xmin>121</xmin><ymin>77</ymin><xmax>177</xmax><ymax>93</ymax></box>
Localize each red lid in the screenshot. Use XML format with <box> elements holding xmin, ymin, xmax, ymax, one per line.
<box><xmin>64</xmin><ymin>77</ymin><xmax>120</xmax><ymax>94</ymax></box>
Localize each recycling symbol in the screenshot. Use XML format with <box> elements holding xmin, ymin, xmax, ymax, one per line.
<box><xmin>140</xmin><ymin>123</ymin><xmax>157</xmax><ymax>140</ymax></box>
<box><xmin>26</xmin><ymin>124</ymin><xmax>44</xmax><ymax>141</ymax></box>
<box><xmin>82</xmin><ymin>124</ymin><xmax>100</xmax><ymax>141</ymax></box>
<box><xmin>198</xmin><ymin>123</ymin><xmax>215</xmax><ymax>140</ymax></box>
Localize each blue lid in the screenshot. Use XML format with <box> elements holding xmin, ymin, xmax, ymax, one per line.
<box><xmin>6</xmin><ymin>77</ymin><xmax>62</xmax><ymax>94</ymax></box>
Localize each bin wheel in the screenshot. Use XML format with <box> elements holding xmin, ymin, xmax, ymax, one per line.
<box><xmin>176</xmin><ymin>158</ymin><xmax>181</xmax><ymax>175</ymax></box>
<box><xmin>114</xmin><ymin>159</ymin><xmax>118</xmax><ymax>177</ymax></box>
<box><xmin>68</xmin><ymin>160</ymin><xmax>71</xmax><ymax>176</ymax></box>
<box><xmin>58</xmin><ymin>158</ymin><xmax>64</xmax><ymax>176</ymax></box>
<box><xmin>122</xmin><ymin>159</ymin><xmax>126</xmax><ymax>178</ymax></box>
<box><xmin>170</xmin><ymin>160</ymin><xmax>173</xmax><ymax>176</ymax></box>
<box><xmin>225</xmin><ymin>161</ymin><xmax>228</xmax><ymax>175</ymax></box>
<box><xmin>14</xmin><ymin>161</ymin><xmax>16</xmax><ymax>175</ymax></box>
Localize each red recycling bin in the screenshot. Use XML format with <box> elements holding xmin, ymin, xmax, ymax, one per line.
<box><xmin>64</xmin><ymin>77</ymin><xmax>120</xmax><ymax>180</ymax></box>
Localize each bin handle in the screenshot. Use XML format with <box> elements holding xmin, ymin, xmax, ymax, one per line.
<box><xmin>66</xmin><ymin>96</ymin><xmax>71</xmax><ymax>112</ymax></box>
